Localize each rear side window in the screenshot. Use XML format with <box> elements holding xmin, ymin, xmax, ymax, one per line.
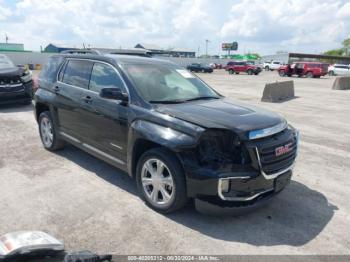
<box><xmin>62</xmin><ymin>60</ymin><xmax>93</xmax><ymax>89</ymax></box>
<box><xmin>40</xmin><ymin>56</ymin><xmax>64</xmax><ymax>83</ymax></box>
<box><xmin>89</xmin><ymin>63</ymin><xmax>124</xmax><ymax>93</ymax></box>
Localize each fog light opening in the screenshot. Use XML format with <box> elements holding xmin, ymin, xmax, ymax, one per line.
<box><xmin>220</xmin><ymin>179</ymin><xmax>230</xmax><ymax>193</ymax></box>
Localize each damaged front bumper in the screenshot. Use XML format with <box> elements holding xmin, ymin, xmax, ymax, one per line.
<box><xmin>184</xmin><ymin>127</ymin><xmax>299</xmax><ymax>215</ymax></box>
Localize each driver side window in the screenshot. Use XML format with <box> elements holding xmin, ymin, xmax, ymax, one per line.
<box><xmin>89</xmin><ymin>63</ymin><xmax>124</xmax><ymax>93</ymax></box>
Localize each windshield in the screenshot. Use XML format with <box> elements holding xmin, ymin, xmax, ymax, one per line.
<box><xmin>0</xmin><ymin>55</ymin><xmax>15</xmax><ymax>69</ymax></box>
<box><xmin>123</xmin><ymin>63</ymin><xmax>220</xmax><ymax>103</ymax></box>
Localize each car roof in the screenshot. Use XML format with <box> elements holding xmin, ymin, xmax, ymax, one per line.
<box><xmin>52</xmin><ymin>53</ymin><xmax>177</xmax><ymax>66</ymax></box>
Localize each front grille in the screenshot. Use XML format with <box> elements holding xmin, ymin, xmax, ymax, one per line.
<box><xmin>247</xmin><ymin>128</ymin><xmax>297</xmax><ymax>175</ymax></box>
<box><xmin>0</xmin><ymin>75</ymin><xmax>23</xmax><ymax>93</ymax></box>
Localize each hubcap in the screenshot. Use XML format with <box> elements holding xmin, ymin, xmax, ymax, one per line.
<box><xmin>40</xmin><ymin>117</ymin><xmax>53</xmax><ymax>147</ymax></box>
<box><xmin>141</xmin><ymin>158</ymin><xmax>175</xmax><ymax>206</ymax></box>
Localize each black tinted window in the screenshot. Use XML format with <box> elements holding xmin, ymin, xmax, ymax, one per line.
<box><xmin>89</xmin><ymin>63</ymin><xmax>124</xmax><ymax>93</ymax></box>
<box><xmin>40</xmin><ymin>56</ymin><xmax>64</xmax><ymax>83</ymax></box>
<box><xmin>62</xmin><ymin>60</ymin><xmax>93</xmax><ymax>89</ymax></box>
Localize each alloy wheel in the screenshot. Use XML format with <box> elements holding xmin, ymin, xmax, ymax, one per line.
<box><xmin>40</xmin><ymin>117</ymin><xmax>53</xmax><ymax>147</ymax></box>
<box><xmin>141</xmin><ymin>158</ymin><xmax>175</xmax><ymax>206</ymax></box>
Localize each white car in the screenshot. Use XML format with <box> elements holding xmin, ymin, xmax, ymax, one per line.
<box><xmin>328</xmin><ymin>64</ymin><xmax>350</xmax><ymax>76</ymax></box>
<box><xmin>263</xmin><ymin>61</ymin><xmax>282</xmax><ymax>71</ymax></box>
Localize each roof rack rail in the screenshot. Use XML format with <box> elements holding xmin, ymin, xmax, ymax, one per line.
<box><xmin>60</xmin><ymin>49</ymin><xmax>101</xmax><ymax>55</ymax></box>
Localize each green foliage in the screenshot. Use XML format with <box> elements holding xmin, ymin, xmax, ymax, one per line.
<box><xmin>342</xmin><ymin>38</ymin><xmax>350</xmax><ymax>48</ymax></box>
<box><xmin>323</xmin><ymin>48</ymin><xmax>346</xmax><ymax>56</ymax></box>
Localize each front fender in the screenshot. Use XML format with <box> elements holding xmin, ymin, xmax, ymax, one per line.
<box><xmin>127</xmin><ymin>119</ymin><xmax>203</xmax><ymax>176</ymax></box>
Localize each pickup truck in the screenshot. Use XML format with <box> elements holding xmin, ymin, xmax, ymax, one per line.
<box><xmin>263</xmin><ymin>61</ymin><xmax>282</xmax><ymax>71</ymax></box>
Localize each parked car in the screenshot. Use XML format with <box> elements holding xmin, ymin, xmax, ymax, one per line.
<box><xmin>34</xmin><ymin>54</ymin><xmax>299</xmax><ymax>214</ymax></box>
<box><xmin>0</xmin><ymin>54</ymin><xmax>33</xmax><ymax>105</ymax></box>
<box><xmin>263</xmin><ymin>61</ymin><xmax>282</xmax><ymax>71</ymax></box>
<box><xmin>328</xmin><ymin>64</ymin><xmax>350</xmax><ymax>76</ymax></box>
<box><xmin>209</xmin><ymin>63</ymin><xmax>222</xmax><ymax>69</ymax></box>
<box><xmin>225</xmin><ymin>61</ymin><xmax>262</xmax><ymax>75</ymax></box>
<box><xmin>186</xmin><ymin>63</ymin><xmax>213</xmax><ymax>73</ymax></box>
<box><xmin>278</xmin><ymin>62</ymin><xmax>328</xmax><ymax>78</ymax></box>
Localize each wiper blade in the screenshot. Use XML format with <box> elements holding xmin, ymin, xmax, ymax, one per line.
<box><xmin>184</xmin><ymin>96</ymin><xmax>220</xmax><ymax>102</ymax></box>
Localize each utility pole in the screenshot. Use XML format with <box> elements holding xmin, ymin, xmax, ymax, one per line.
<box><xmin>205</xmin><ymin>39</ymin><xmax>210</xmax><ymax>57</ymax></box>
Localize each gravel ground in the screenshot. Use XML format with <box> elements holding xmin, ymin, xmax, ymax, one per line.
<box><xmin>0</xmin><ymin>70</ymin><xmax>349</xmax><ymax>255</ymax></box>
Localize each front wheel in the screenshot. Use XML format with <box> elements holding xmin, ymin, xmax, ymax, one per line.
<box><xmin>328</xmin><ymin>71</ymin><xmax>335</xmax><ymax>76</ymax></box>
<box><xmin>228</xmin><ymin>69</ymin><xmax>234</xmax><ymax>75</ymax></box>
<box><xmin>136</xmin><ymin>148</ymin><xmax>188</xmax><ymax>213</ymax></box>
<box><xmin>247</xmin><ymin>69</ymin><xmax>253</xmax><ymax>75</ymax></box>
<box><xmin>39</xmin><ymin>111</ymin><xmax>64</xmax><ymax>151</ymax></box>
<box><xmin>279</xmin><ymin>70</ymin><xmax>285</xmax><ymax>77</ymax></box>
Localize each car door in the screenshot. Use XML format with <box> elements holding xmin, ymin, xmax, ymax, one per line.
<box><xmin>55</xmin><ymin>59</ymin><xmax>93</xmax><ymax>141</ymax></box>
<box><xmin>78</xmin><ymin>61</ymin><xmax>129</xmax><ymax>165</ymax></box>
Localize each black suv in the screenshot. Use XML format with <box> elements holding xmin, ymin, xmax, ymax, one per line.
<box><xmin>34</xmin><ymin>54</ymin><xmax>299</xmax><ymax>214</ymax></box>
<box><xmin>0</xmin><ymin>54</ymin><xmax>33</xmax><ymax>105</ymax></box>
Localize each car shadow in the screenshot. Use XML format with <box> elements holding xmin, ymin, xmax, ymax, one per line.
<box><xmin>57</xmin><ymin>145</ymin><xmax>337</xmax><ymax>247</ymax></box>
<box><xmin>0</xmin><ymin>103</ymin><xmax>33</xmax><ymax>113</ymax></box>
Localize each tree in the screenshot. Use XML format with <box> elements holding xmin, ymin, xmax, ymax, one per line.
<box><xmin>324</xmin><ymin>48</ymin><xmax>346</xmax><ymax>56</ymax></box>
<box><xmin>342</xmin><ymin>38</ymin><xmax>350</xmax><ymax>55</ymax></box>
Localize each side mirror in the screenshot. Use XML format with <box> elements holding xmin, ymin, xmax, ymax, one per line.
<box><xmin>99</xmin><ymin>88</ymin><xmax>128</xmax><ymax>102</ymax></box>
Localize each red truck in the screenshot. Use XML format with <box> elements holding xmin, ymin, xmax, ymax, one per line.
<box><xmin>225</xmin><ymin>61</ymin><xmax>262</xmax><ymax>75</ymax></box>
<box><xmin>278</xmin><ymin>62</ymin><xmax>328</xmax><ymax>78</ymax></box>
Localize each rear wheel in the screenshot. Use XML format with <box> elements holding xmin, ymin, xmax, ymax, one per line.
<box><xmin>265</xmin><ymin>66</ymin><xmax>270</xmax><ymax>71</ymax></box>
<box><xmin>279</xmin><ymin>70</ymin><xmax>285</xmax><ymax>77</ymax></box>
<box><xmin>306</xmin><ymin>72</ymin><xmax>314</xmax><ymax>78</ymax></box>
<box><xmin>201</xmin><ymin>69</ymin><xmax>205</xmax><ymax>73</ymax></box>
<box><xmin>247</xmin><ymin>69</ymin><xmax>253</xmax><ymax>75</ymax></box>
<box><xmin>228</xmin><ymin>69</ymin><xmax>234</xmax><ymax>75</ymax></box>
<box><xmin>329</xmin><ymin>71</ymin><xmax>335</xmax><ymax>76</ymax></box>
<box><xmin>39</xmin><ymin>111</ymin><xmax>64</xmax><ymax>151</ymax></box>
<box><xmin>136</xmin><ymin>148</ymin><xmax>188</xmax><ymax>213</ymax></box>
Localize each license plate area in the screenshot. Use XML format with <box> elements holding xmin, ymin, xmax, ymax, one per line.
<box><xmin>274</xmin><ymin>172</ymin><xmax>292</xmax><ymax>192</ymax></box>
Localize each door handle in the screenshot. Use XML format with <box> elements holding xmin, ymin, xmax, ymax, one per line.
<box><xmin>54</xmin><ymin>86</ymin><xmax>60</xmax><ymax>93</ymax></box>
<box><xmin>82</xmin><ymin>95</ymin><xmax>93</xmax><ymax>103</ymax></box>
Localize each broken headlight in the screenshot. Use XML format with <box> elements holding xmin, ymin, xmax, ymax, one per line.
<box><xmin>197</xmin><ymin>130</ymin><xmax>248</xmax><ymax>166</ymax></box>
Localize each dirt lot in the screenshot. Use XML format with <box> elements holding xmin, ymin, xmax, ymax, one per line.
<box><xmin>0</xmin><ymin>70</ymin><xmax>349</xmax><ymax>255</ymax></box>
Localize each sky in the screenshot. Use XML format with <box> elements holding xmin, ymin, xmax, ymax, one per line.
<box><xmin>0</xmin><ymin>0</ymin><xmax>350</xmax><ymax>55</ymax></box>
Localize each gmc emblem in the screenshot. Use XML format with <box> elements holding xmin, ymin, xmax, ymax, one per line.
<box><xmin>275</xmin><ymin>143</ymin><xmax>293</xmax><ymax>157</ymax></box>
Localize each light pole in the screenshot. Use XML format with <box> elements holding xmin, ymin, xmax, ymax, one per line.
<box><xmin>205</xmin><ymin>39</ymin><xmax>210</xmax><ymax>57</ymax></box>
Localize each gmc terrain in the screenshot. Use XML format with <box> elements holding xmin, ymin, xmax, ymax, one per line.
<box><xmin>34</xmin><ymin>53</ymin><xmax>299</xmax><ymax>214</ymax></box>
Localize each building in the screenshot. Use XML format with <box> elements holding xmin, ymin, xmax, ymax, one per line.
<box><xmin>135</xmin><ymin>43</ymin><xmax>195</xmax><ymax>57</ymax></box>
<box><xmin>167</xmin><ymin>47</ymin><xmax>195</xmax><ymax>58</ymax></box>
<box><xmin>44</xmin><ymin>43</ymin><xmax>77</xmax><ymax>53</ymax></box>
<box><xmin>261</xmin><ymin>52</ymin><xmax>350</xmax><ymax>64</ymax></box>
<box><xmin>134</xmin><ymin>43</ymin><xmax>164</xmax><ymax>54</ymax></box>
<box><xmin>0</xmin><ymin>42</ymin><xmax>24</xmax><ymax>51</ymax></box>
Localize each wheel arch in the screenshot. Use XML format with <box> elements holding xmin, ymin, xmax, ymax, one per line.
<box><xmin>127</xmin><ymin>120</ymin><xmax>200</xmax><ymax>177</ymax></box>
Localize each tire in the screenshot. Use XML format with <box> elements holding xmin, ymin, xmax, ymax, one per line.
<box><xmin>136</xmin><ymin>147</ymin><xmax>188</xmax><ymax>213</ymax></box>
<box><xmin>228</xmin><ymin>69</ymin><xmax>234</xmax><ymax>75</ymax></box>
<box><xmin>306</xmin><ymin>72</ymin><xmax>313</xmax><ymax>78</ymax></box>
<box><xmin>235</xmin><ymin>72</ymin><xmax>239</xmax><ymax>74</ymax></box>
<box><xmin>247</xmin><ymin>69</ymin><xmax>253</xmax><ymax>75</ymax></box>
<box><xmin>38</xmin><ymin>111</ymin><xmax>64</xmax><ymax>151</ymax></box>
<box><xmin>329</xmin><ymin>71</ymin><xmax>335</xmax><ymax>76</ymax></box>
<box><xmin>201</xmin><ymin>69</ymin><xmax>205</xmax><ymax>73</ymax></box>
<box><xmin>279</xmin><ymin>70</ymin><xmax>285</xmax><ymax>77</ymax></box>
<box><xmin>265</xmin><ymin>66</ymin><xmax>269</xmax><ymax>71</ymax></box>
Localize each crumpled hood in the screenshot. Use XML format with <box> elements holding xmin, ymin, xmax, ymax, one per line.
<box><xmin>155</xmin><ymin>98</ymin><xmax>285</xmax><ymax>137</ymax></box>
<box><xmin>0</xmin><ymin>67</ymin><xmax>24</xmax><ymax>77</ymax></box>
